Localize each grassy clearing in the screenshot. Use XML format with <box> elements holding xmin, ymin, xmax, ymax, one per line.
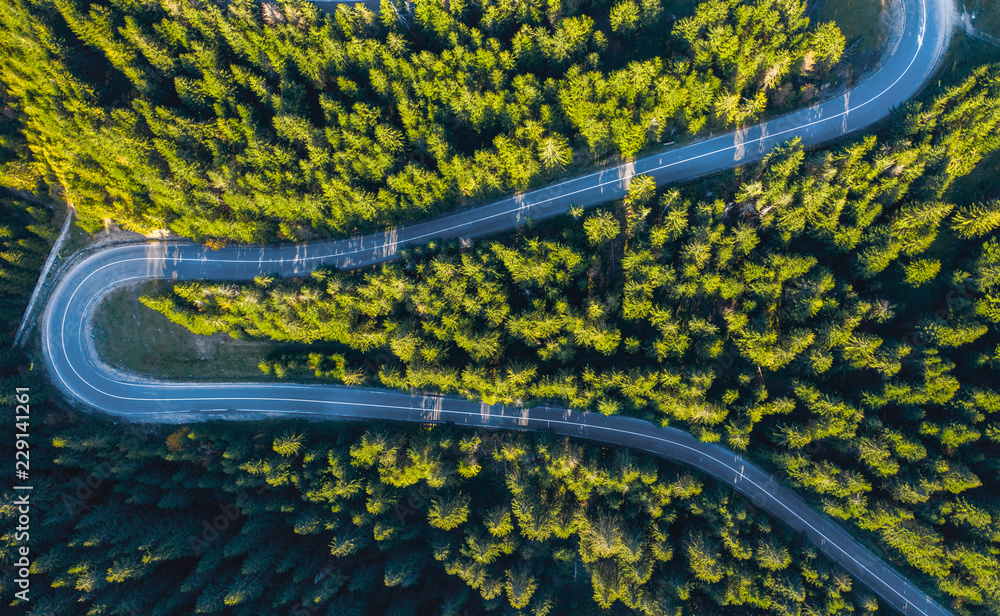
<box><xmin>935</xmin><ymin>30</ymin><xmax>1000</xmax><ymax>89</ymax></box>
<box><xmin>965</xmin><ymin>0</ymin><xmax>1000</xmax><ymax>39</ymax></box>
<box><xmin>812</xmin><ymin>0</ymin><xmax>889</xmax><ymax>62</ymax></box>
<box><xmin>94</xmin><ymin>282</ymin><xmax>305</xmax><ymax>381</ymax></box>
<box><xmin>56</xmin><ymin>221</ymin><xmax>94</xmax><ymax>264</ymax></box>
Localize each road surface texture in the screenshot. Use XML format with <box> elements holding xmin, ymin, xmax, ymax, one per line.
<box><xmin>41</xmin><ymin>0</ymin><xmax>955</xmax><ymax>614</ymax></box>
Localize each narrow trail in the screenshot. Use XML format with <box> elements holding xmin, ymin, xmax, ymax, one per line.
<box><xmin>38</xmin><ymin>0</ymin><xmax>957</xmax><ymax>614</ymax></box>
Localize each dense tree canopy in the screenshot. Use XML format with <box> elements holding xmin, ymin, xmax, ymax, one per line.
<box><xmin>6</xmin><ymin>1</ymin><xmax>1000</xmax><ymax>614</ymax></box>
<box><xmin>0</xmin><ymin>0</ymin><xmax>842</xmax><ymax>242</ymax></box>
<box><xmin>0</xmin><ymin>197</ymin><xmax>53</xmax><ymax>341</ymax></box>
<box><xmin>2</xmin><ymin>416</ymin><xmax>887</xmax><ymax>616</ymax></box>
<box><xmin>147</xmin><ymin>64</ymin><xmax>1000</xmax><ymax>613</ymax></box>
<box><xmin>0</xmin><ymin>98</ymin><xmax>56</xmax><ymax>347</ymax></box>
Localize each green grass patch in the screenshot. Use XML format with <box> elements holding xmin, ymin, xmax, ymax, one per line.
<box><xmin>966</xmin><ymin>0</ymin><xmax>1000</xmax><ymax>39</ymax></box>
<box><xmin>812</xmin><ymin>0</ymin><xmax>888</xmax><ymax>62</ymax></box>
<box><xmin>935</xmin><ymin>31</ymin><xmax>1000</xmax><ymax>88</ymax></box>
<box><xmin>57</xmin><ymin>220</ymin><xmax>94</xmax><ymax>261</ymax></box>
<box><xmin>93</xmin><ymin>282</ymin><xmax>317</xmax><ymax>381</ymax></box>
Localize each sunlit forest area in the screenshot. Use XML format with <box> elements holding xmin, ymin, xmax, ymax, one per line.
<box><xmin>0</xmin><ymin>0</ymin><xmax>843</xmax><ymax>242</ymax></box>
<box><xmin>146</xmin><ymin>64</ymin><xmax>1000</xmax><ymax>613</ymax></box>
<box><xmin>0</xmin><ymin>81</ymin><xmax>57</xmax><ymax>349</ymax></box>
<box><xmin>2</xmin><ymin>0</ymin><xmax>1000</xmax><ymax>614</ymax></box>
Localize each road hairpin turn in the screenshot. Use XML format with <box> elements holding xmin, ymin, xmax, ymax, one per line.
<box><xmin>41</xmin><ymin>0</ymin><xmax>955</xmax><ymax>614</ymax></box>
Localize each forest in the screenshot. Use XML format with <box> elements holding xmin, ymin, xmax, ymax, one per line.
<box><xmin>0</xmin><ymin>0</ymin><xmax>843</xmax><ymax>242</ymax></box>
<box><xmin>2</xmin><ymin>0</ymin><xmax>999</xmax><ymax>614</ymax></box>
<box><xmin>145</xmin><ymin>63</ymin><xmax>1000</xmax><ymax>614</ymax></box>
<box><xmin>2</xmin><ymin>414</ymin><xmax>893</xmax><ymax>616</ymax></box>
<box><xmin>0</xmin><ymin>83</ymin><xmax>58</xmax><ymax>349</ymax></box>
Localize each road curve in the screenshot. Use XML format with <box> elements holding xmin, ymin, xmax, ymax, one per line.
<box><xmin>41</xmin><ymin>0</ymin><xmax>955</xmax><ymax>614</ymax></box>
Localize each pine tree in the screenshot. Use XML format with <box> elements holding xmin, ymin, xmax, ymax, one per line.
<box><xmin>952</xmin><ymin>201</ymin><xmax>1000</xmax><ymax>239</ymax></box>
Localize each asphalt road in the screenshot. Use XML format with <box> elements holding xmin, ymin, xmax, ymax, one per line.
<box><xmin>40</xmin><ymin>0</ymin><xmax>955</xmax><ymax>614</ymax></box>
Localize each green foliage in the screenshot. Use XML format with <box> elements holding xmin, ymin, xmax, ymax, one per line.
<box><xmin>0</xmin><ymin>0</ymin><xmax>843</xmax><ymax>242</ymax></box>
<box><xmin>273</xmin><ymin>430</ymin><xmax>306</xmax><ymax>457</ymax></box>
<box><xmin>952</xmin><ymin>200</ymin><xmax>1000</xmax><ymax>238</ymax></box>
<box><xmin>5</xmin><ymin>416</ymin><xmax>884</xmax><ymax>616</ymax></box>
<box><xmin>904</xmin><ymin>259</ymin><xmax>942</xmax><ymax>287</ymax></box>
<box><xmin>0</xmin><ymin>196</ymin><xmax>55</xmax><ymax>343</ymax></box>
<box><xmin>145</xmin><ymin>64</ymin><xmax>1000</xmax><ymax>612</ymax></box>
<box><xmin>428</xmin><ymin>493</ymin><xmax>471</xmax><ymax>530</ymax></box>
<box><xmin>583</xmin><ymin>210</ymin><xmax>620</xmax><ymax>247</ymax></box>
<box><xmin>609</xmin><ymin>1</ymin><xmax>640</xmax><ymax>36</ymax></box>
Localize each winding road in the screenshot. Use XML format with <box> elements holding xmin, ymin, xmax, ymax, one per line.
<box><xmin>40</xmin><ymin>0</ymin><xmax>956</xmax><ymax>614</ymax></box>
